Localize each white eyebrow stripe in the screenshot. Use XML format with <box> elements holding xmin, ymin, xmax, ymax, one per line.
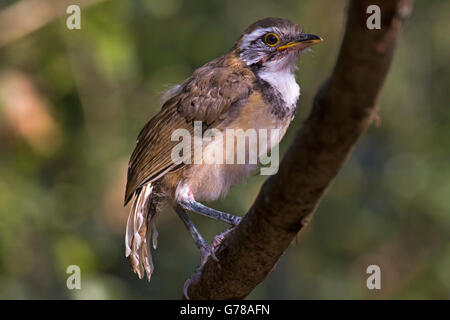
<box><xmin>240</xmin><ymin>27</ymin><xmax>273</xmax><ymax>49</ymax></box>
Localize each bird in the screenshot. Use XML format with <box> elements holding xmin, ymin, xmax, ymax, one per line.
<box><xmin>124</xmin><ymin>17</ymin><xmax>322</xmax><ymax>289</ymax></box>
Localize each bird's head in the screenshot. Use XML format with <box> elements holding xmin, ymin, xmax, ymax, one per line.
<box><xmin>236</xmin><ymin>17</ymin><xmax>322</xmax><ymax>73</ymax></box>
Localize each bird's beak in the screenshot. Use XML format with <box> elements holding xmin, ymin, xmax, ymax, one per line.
<box><xmin>277</xmin><ymin>33</ymin><xmax>323</xmax><ymax>51</ymax></box>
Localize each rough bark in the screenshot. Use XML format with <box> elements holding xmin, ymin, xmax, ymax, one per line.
<box><xmin>185</xmin><ymin>0</ymin><xmax>413</xmax><ymax>299</ymax></box>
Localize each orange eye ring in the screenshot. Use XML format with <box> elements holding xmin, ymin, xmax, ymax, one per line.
<box><xmin>264</xmin><ymin>33</ymin><xmax>280</xmax><ymax>47</ymax></box>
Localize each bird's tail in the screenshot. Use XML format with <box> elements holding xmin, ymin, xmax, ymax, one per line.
<box><xmin>125</xmin><ymin>183</ymin><xmax>159</xmax><ymax>281</ymax></box>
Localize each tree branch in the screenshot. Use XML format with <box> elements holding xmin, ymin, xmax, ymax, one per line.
<box><xmin>185</xmin><ymin>0</ymin><xmax>413</xmax><ymax>299</ymax></box>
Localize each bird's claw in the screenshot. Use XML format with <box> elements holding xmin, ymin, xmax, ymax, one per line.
<box><xmin>183</xmin><ymin>269</ymin><xmax>201</xmax><ymax>300</ymax></box>
<box><xmin>205</xmin><ymin>227</ymin><xmax>235</xmax><ymax>263</ymax></box>
<box><xmin>184</xmin><ymin>227</ymin><xmax>237</xmax><ymax>299</ymax></box>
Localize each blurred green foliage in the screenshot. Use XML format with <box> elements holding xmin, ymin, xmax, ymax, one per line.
<box><xmin>0</xmin><ymin>0</ymin><xmax>449</xmax><ymax>299</ymax></box>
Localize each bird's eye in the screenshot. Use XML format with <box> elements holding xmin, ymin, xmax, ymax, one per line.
<box><xmin>264</xmin><ymin>33</ymin><xmax>280</xmax><ymax>47</ymax></box>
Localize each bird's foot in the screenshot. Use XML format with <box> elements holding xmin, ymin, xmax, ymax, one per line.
<box><xmin>183</xmin><ymin>227</ymin><xmax>237</xmax><ymax>299</ymax></box>
<box><xmin>183</xmin><ymin>244</ymin><xmax>212</xmax><ymax>299</ymax></box>
<box><xmin>209</xmin><ymin>227</ymin><xmax>235</xmax><ymax>261</ymax></box>
<box><xmin>183</xmin><ymin>267</ymin><xmax>201</xmax><ymax>300</ymax></box>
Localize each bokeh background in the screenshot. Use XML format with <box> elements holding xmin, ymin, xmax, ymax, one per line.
<box><xmin>0</xmin><ymin>0</ymin><xmax>449</xmax><ymax>299</ymax></box>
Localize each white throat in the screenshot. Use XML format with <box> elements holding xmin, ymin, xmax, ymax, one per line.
<box><xmin>258</xmin><ymin>69</ymin><xmax>300</xmax><ymax>109</ymax></box>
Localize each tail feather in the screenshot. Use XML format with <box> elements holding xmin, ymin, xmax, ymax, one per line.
<box><xmin>125</xmin><ymin>183</ymin><xmax>158</xmax><ymax>281</ymax></box>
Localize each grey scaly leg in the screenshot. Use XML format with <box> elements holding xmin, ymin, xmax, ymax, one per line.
<box><xmin>175</xmin><ymin>206</ymin><xmax>209</xmax><ymax>256</ymax></box>
<box><xmin>179</xmin><ymin>198</ymin><xmax>242</xmax><ymax>226</ymax></box>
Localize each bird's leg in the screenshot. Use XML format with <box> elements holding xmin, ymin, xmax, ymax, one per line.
<box><xmin>175</xmin><ymin>205</ymin><xmax>217</xmax><ymax>299</ymax></box>
<box><xmin>175</xmin><ymin>206</ymin><xmax>210</xmax><ymax>260</ymax></box>
<box><xmin>181</xmin><ymin>226</ymin><xmax>237</xmax><ymax>299</ymax></box>
<box><xmin>176</xmin><ymin>189</ymin><xmax>242</xmax><ymax>299</ymax></box>
<box><xmin>179</xmin><ymin>197</ymin><xmax>242</xmax><ymax>226</ymax></box>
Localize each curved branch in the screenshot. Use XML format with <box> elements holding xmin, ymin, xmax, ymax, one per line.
<box><xmin>185</xmin><ymin>0</ymin><xmax>413</xmax><ymax>299</ymax></box>
<box><xmin>0</xmin><ymin>0</ymin><xmax>105</xmax><ymax>48</ymax></box>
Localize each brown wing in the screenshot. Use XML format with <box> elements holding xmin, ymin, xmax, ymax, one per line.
<box><xmin>124</xmin><ymin>58</ymin><xmax>254</xmax><ymax>204</ymax></box>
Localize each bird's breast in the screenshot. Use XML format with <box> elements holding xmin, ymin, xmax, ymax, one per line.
<box><xmin>256</xmin><ymin>70</ymin><xmax>300</xmax><ymax>119</ymax></box>
<box><xmin>176</xmin><ymin>92</ymin><xmax>292</xmax><ymax>202</ymax></box>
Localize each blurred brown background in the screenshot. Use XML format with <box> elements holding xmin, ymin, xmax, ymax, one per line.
<box><xmin>0</xmin><ymin>0</ymin><xmax>449</xmax><ymax>299</ymax></box>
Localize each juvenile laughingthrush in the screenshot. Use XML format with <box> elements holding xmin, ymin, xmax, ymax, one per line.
<box><xmin>124</xmin><ymin>17</ymin><xmax>322</xmax><ymax>290</ymax></box>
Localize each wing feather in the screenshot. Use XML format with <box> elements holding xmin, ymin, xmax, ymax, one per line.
<box><xmin>124</xmin><ymin>57</ymin><xmax>254</xmax><ymax>204</ymax></box>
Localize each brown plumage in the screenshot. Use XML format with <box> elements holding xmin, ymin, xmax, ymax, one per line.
<box><xmin>124</xmin><ymin>17</ymin><xmax>322</xmax><ymax>284</ymax></box>
<box><xmin>124</xmin><ymin>55</ymin><xmax>254</xmax><ymax>205</ymax></box>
